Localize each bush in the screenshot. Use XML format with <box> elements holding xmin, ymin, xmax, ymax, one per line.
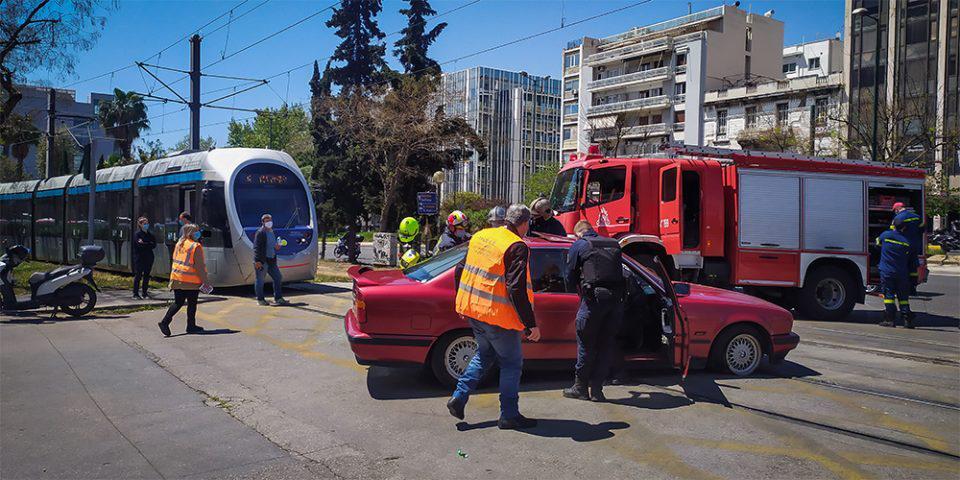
<box><xmin>440</xmin><ymin>192</ymin><xmax>504</xmax><ymax>233</ymax></box>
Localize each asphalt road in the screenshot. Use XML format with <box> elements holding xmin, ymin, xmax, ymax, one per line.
<box><xmin>2</xmin><ymin>272</ymin><xmax>958</xmax><ymax>479</ymax></box>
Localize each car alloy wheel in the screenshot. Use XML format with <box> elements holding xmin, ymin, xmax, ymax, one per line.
<box><xmin>725</xmin><ymin>333</ymin><xmax>761</xmax><ymax>376</ymax></box>
<box><xmin>444</xmin><ymin>335</ymin><xmax>478</xmax><ymax>381</ymax></box>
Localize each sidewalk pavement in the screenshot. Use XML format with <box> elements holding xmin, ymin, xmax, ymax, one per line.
<box><xmin>0</xmin><ymin>316</ymin><xmax>329</xmax><ymax>479</ymax></box>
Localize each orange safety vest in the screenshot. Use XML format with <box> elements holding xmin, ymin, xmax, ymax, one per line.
<box><xmin>455</xmin><ymin>227</ymin><xmax>534</xmax><ymax>331</ymax></box>
<box><xmin>170</xmin><ymin>239</ymin><xmax>203</xmax><ymax>285</ymax></box>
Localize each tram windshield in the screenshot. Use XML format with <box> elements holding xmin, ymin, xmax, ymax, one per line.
<box><xmin>233</xmin><ymin>163</ymin><xmax>310</xmax><ymax>230</ymax></box>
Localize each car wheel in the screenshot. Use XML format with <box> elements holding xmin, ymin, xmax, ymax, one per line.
<box><xmin>797</xmin><ymin>265</ymin><xmax>856</xmax><ymax>321</ymax></box>
<box><xmin>710</xmin><ymin>325</ymin><xmax>763</xmax><ymax>376</ymax></box>
<box><xmin>60</xmin><ymin>284</ymin><xmax>97</xmax><ymax>318</ymax></box>
<box><xmin>430</xmin><ymin>331</ymin><xmax>477</xmax><ymax>389</ymax></box>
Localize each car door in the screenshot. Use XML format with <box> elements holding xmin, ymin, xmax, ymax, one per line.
<box><xmin>652</xmin><ymin>257</ymin><xmax>690</xmax><ymax>375</ymax></box>
<box><xmin>658</xmin><ymin>163</ymin><xmax>683</xmax><ymax>255</ymax></box>
<box><xmin>579</xmin><ymin>162</ymin><xmax>632</xmax><ymax>237</ymax></box>
<box><xmin>525</xmin><ymin>247</ymin><xmax>579</xmax><ymax>359</ymax></box>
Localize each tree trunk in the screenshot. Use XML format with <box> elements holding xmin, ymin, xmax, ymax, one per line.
<box><xmin>0</xmin><ymin>71</ymin><xmax>22</xmax><ymax>128</ymax></box>
<box><xmin>378</xmin><ymin>176</ymin><xmax>400</xmax><ymax>232</ymax></box>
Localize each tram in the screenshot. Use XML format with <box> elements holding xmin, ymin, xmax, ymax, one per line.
<box><xmin>0</xmin><ymin>148</ymin><xmax>318</xmax><ymax>287</ymax></box>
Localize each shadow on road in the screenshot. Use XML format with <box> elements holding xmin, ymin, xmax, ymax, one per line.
<box><xmin>164</xmin><ymin>328</ymin><xmax>241</xmax><ymax>338</ymax></box>
<box><xmin>796</xmin><ymin>309</ymin><xmax>959</xmax><ymax>329</ymax></box>
<box><xmin>456</xmin><ymin>419</ymin><xmax>630</xmax><ymax>442</ymax></box>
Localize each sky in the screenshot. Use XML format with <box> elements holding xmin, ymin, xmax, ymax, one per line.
<box><xmin>30</xmin><ymin>0</ymin><xmax>846</xmax><ymax>150</ymax></box>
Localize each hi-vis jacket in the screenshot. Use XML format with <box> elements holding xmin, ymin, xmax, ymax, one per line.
<box><xmin>455</xmin><ymin>227</ymin><xmax>535</xmax><ymax>331</ymax></box>
<box><xmin>170</xmin><ymin>239</ymin><xmax>204</xmax><ymax>286</ymax></box>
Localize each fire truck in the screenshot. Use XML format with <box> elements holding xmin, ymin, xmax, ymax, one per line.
<box><xmin>550</xmin><ymin>144</ymin><xmax>927</xmax><ymax>320</ymax></box>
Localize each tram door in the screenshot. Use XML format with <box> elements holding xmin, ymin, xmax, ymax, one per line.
<box><xmin>182</xmin><ymin>188</ymin><xmax>196</xmax><ymax>219</ymax></box>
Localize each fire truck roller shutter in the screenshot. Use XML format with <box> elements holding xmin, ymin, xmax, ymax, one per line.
<box><xmin>802</xmin><ymin>177</ymin><xmax>864</xmax><ymax>253</ymax></box>
<box><xmin>737</xmin><ymin>173</ymin><xmax>800</xmax><ymax>250</ymax></box>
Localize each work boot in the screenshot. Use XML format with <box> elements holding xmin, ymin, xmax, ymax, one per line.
<box><xmin>589</xmin><ymin>384</ymin><xmax>606</xmax><ymax>402</ymax></box>
<box><xmin>157</xmin><ymin>321</ymin><xmax>171</xmax><ymax>337</ymax></box>
<box><xmin>186</xmin><ymin>325</ymin><xmax>205</xmax><ymax>334</ymax></box>
<box><xmin>446</xmin><ymin>395</ymin><xmax>466</xmax><ymax>420</ymax></box>
<box><xmin>497</xmin><ymin>414</ymin><xmax>537</xmax><ymax>430</ymax></box>
<box><xmin>878</xmin><ymin>311</ymin><xmax>895</xmax><ymax>328</ymax></box>
<box><xmin>903</xmin><ymin>312</ymin><xmax>916</xmax><ymax>329</ymax></box>
<box><xmin>562</xmin><ymin>376</ymin><xmax>589</xmax><ymax>400</ymax></box>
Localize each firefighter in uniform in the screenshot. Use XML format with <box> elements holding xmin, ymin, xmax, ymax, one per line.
<box><xmin>891</xmin><ymin>202</ymin><xmax>923</xmax><ymax>290</ymax></box>
<box><xmin>434</xmin><ymin>210</ymin><xmax>471</xmax><ymax>254</ymax></box>
<box><xmin>446</xmin><ymin>204</ymin><xmax>541</xmax><ymax>430</ymax></box>
<box><xmin>563</xmin><ymin>220</ymin><xmax>625</xmax><ymax>402</ymax></box>
<box><xmin>877</xmin><ymin>217</ymin><xmax>915</xmax><ymax>329</ymax></box>
<box><xmin>398</xmin><ymin>217</ymin><xmax>421</xmax><ymax>268</ymax></box>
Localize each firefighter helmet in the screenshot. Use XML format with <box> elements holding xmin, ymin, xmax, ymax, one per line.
<box><xmin>447</xmin><ymin>210</ymin><xmax>468</xmax><ymax>229</ymax></box>
<box><xmin>398</xmin><ymin>217</ymin><xmax>420</xmax><ymax>243</ymax></box>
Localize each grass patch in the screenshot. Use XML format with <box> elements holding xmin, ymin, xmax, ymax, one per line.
<box><xmin>319</xmin><ymin>231</ymin><xmax>375</xmax><ymax>243</ymax></box>
<box><xmin>101</xmin><ymin>303</ymin><xmax>169</xmax><ymax>315</ymax></box>
<box><xmin>11</xmin><ymin>261</ymin><xmax>165</xmax><ymax>295</ymax></box>
<box><xmin>313</xmin><ymin>259</ymin><xmax>396</xmax><ymax>283</ymax></box>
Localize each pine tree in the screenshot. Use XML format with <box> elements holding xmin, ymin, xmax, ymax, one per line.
<box><xmin>325</xmin><ymin>0</ymin><xmax>389</xmax><ymax>91</ymax></box>
<box><xmin>394</xmin><ymin>0</ymin><xmax>446</xmax><ymax>77</ymax></box>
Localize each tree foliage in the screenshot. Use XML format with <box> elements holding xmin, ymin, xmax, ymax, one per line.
<box><xmin>172</xmin><ymin>134</ymin><xmax>216</xmax><ymax>153</ymax></box>
<box><xmin>0</xmin><ymin>0</ymin><xmax>112</xmax><ymax>126</ymax></box>
<box><xmin>394</xmin><ymin>0</ymin><xmax>445</xmax><ymax>77</ymax></box>
<box><xmin>35</xmin><ymin>126</ymin><xmax>77</xmax><ymax>177</ymax></box>
<box><xmin>439</xmin><ymin>191</ymin><xmax>502</xmax><ymax>234</ymax></box>
<box><xmin>0</xmin><ymin>112</ymin><xmax>40</xmax><ymax>179</ymax></box>
<box><xmin>325</xmin><ymin>0</ymin><xmax>390</xmax><ymax>91</ymax></box>
<box><xmin>97</xmin><ymin>88</ymin><xmax>149</xmax><ymax>162</ymax></box>
<box><xmin>523</xmin><ymin>163</ymin><xmax>560</xmax><ymax>206</ymax></box>
<box><xmin>226</xmin><ymin>105</ymin><xmax>311</xmax><ymax>164</ymax></box>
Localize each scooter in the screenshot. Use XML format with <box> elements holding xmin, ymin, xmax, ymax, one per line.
<box><xmin>0</xmin><ymin>244</ymin><xmax>103</xmax><ymax>318</ymax></box>
<box><xmin>334</xmin><ymin>232</ymin><xmax>362</xmax><ymax>263</ymax></box>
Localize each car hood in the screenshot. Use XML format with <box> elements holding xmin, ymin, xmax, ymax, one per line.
<box><xmin>679</xmin><ymin>283</ymin><xmax>793</xmax><ymax>325</ymax></box>
<box><xmin>680</xmin><ymin>283</ymin><xmax>778</xmax><ymax>308</ymax></box>
<box><xmin>347</xmin><ymin>266</ymin><xmax>415</xmax><ymax>287</ymax></box>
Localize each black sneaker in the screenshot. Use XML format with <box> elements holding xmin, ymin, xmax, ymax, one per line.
<box><xmin>257</xmin><ymin>299</ymin><xmax>269</xmax><ymax>306</ymax></box>
<box><xmin>274</xmin><ymin>298</ymin><xmax>290</xmax><ymax>306</ymax></box>
<box><xmin>447</xmin><ymin>396</ymin><xmax>465</xmax><ymax>420</ymax></box>
<box><xmin>878</xmin><ymin>320</ymin><xmax>895</xmax><ymax>328</ymax></box>
<box><xmin>589</xmin><ymin>388</ymin><xmax>606</xmax><ymax>403</ymax></box>
<box><xmin>133</xmin><ymin>293</ymin><xmax>142</xmax><ymax>300</ymax></box>
<box><xmin>498</xmin><ymin>414</ymin><xmax>537</xmax><ymax>430</ymax></box>
<box><xmin>186</xmin><ymin>325</ymin><xmax>205</xmax><ymax>334</ymax></box>
<box><xmin>158</xmin><ymin>322</ymin><xmax>171</xmax><ymax>337</ymax></box>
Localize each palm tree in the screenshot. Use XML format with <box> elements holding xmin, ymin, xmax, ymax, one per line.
<box><xmin>97</xmin><ymin>89</ymin><xmax>149</xmax><ymax>162</ymax></box>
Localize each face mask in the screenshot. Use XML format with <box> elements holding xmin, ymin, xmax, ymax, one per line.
<box><xmin>179</xmin><ymin>219</ymin><xmax>185</xmax><ymax>226</ymax></box>
<box><xmin>454</xmin><ymin>229</ymin><xmax>467</xmax><ymax>239</ymax></box>
<box><xmin>264</xmin><ymin>221</ymin><xmax>273</xmax><ymax>229</ymax></box>
<box><xmin>192</xmin><ymin>231</ymin><xmax>201</xmax><ymax>241</ymax></box>
<box><xmin>141</xmin><ymin>224</ymin><xmax>149</xmax><ymax>232</ymax></box>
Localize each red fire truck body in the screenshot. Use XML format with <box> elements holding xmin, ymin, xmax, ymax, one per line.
<box><xmin>551</xmin><ymin>145</ymin><xmax>927</xmax><ymax>320</ymax></box>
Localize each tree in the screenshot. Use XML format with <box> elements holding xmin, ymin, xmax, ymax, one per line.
<box><xmin>439</xmin><ymin>191</ymin><xmax>502</xmax><ymax>234</ymax></box>
<box><xmin>97</xmin><ymin>89</ymin><xmax>149</xmax><ymax>162</ymax></box>
<box><xmin>0</xmin><ymin>113</ymin><xmax>40</xmax><ymax>179</ymax></box>
<box><xmin>325</xmin><ymin>0</ymin><xmax>390</xmax><ymax>91</ymax></box>
<box><xmin>329</xmin><ymin>76</ymin><xmax>485</xmax><ymax>232</ymax></box>
<box><xmin>394</xmin><ymin>0</ymin><xmax>446</xmax><ymax>77</ymax></box>
<box><xmin>523</xmin><ymin>163</ymin><xmax>560</xmax><ymax>206</ymax></box>
<box><xmin>136</xmin><ymin>138</ymin><xmax>166</xmax><ymax>163</ymax></box>
<box><xmin>737</xmin><ymin>126</ymin><xmax>803</xmax><ymax>153</ymax></box>
<box><xmin>0</xmin><ymin>155</ymin><xmax>19</xmax><ymax>182</ymax></box>
<box><xmin>172</xmin><ymin>134</ymin><xmax>216</xmax><ymax>152</ymax></box>
<box><xmin>35</xmin><ymin>126</ymin><xmax>77</xmax><ymax>177</ymax></box>
<box><xmin>0</xmin><ymin>0</ymin><xmax>111</xmax><ymax>127</ymax></box>
<box><xmin>226</xmin><ymin>105</ymin><xmax>311</xmax><ymax>164</ymax></box>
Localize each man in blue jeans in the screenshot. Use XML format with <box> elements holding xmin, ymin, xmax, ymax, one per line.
<box><xmin>254</xmin><ymin>214</ymin><xmax>289</xmax><ymax>306</ymax></box>
<box><xmin>446</xmin><ymin>204</ymin><xmax>541</xmax><ymax>430</ymax></box>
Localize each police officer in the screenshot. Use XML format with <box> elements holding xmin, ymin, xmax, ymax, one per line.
<box><xmin>891</xmin><ymin>202</ymin><xmax>923</xmax><ymax>289</ymax></box>
<box><xmin>877</xmin><ymin>217</ymin><xmax>915</xmax><ymax>329</ymax></box>
<box><xmin>563</xmin><ymin>220</ymin><xmax>624</xmax><ymax>401</ymax></box>
<box><xmin>434</xmin><ymin>210</ymin><xmax>471</xmax><ymax>254</ymax></box>
<box><xmin>529</xmin><ymin>198</ymin><xmax>567</xmax><ymax>236</ymax></box>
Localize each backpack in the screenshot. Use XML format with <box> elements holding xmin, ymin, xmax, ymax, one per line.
<box><xmin>580</xmin><ymin>236</ymin><xmax>624</xmax><ymax>290</ymax></box>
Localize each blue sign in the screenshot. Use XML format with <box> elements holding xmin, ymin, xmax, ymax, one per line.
<box><xmin>417</xmin><ymin>192</ymin><xmax>439</xmax><ymax>215</ymax></box>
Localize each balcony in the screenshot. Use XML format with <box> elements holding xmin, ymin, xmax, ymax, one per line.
<box><xmin>674</xmin><ymin>93</ymin><xmax>686</xmax><ymax>104</ymax></box>
<box><xmin>673</xmin><ymin>122</ymin><xmax>685</xmax><ymax>131</ymax></box>
<box><xmin>585</xmin><ymin>37</ymin><xmax>672</xmax><ymax>66</ymax></box>
<box><xmin>587</xmin><ymin>66</ymin><xmax>672</xmax><ymax>91</ymax></box>
<box><xmin>562</xmin><ymin>139</ymin><xmax>579</xmax><ymax>150</ymax></box>
<box><xmin>598</xmin><ymin>6</ymin><xmax>723</xmax><ymax>45</ymax></box>
<box><xmin>587</xmin><ymin>95</ymin><xmax>672</xmax><ymax>116</ymax></box>
<box><xmin>563</xmin><ymin>90</ymin><xmax>578</xmax><ymax>100</ymax></box>
<box><xmin>563</xmin><ymin>65</ymin><xmax>580</xmax><ymax>77</ymax></box>
<box><xmin>622</xmin><ymin>123</ymin><xmax>670</xmax><ymax>138</ymax></box>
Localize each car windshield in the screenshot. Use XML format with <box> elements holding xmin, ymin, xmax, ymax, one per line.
<box><xmin>233</xmin><ymin>163</ymin><xmax>310</xmax><ymax>230</ymax></box>
<box><xmin>550</xmin><ymin>167</ymin><xmax>584</xmax><ymax>214</ymax></box>
<box><xmin>403</xmin><ymin>243</ymin><xmax>468</xmax><ymax>282</ymax></box>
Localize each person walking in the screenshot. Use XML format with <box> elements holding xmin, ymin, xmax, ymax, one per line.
<box><xmin>529</xmin><ymin>198</ymin><xmax>567</xmax><ymax>237</ymax></box>
<box><xmin>434</xmin><ymin>210</ymin><xmax>471</xmax><ymax>254</ymax></box>
<box><xmin>158</xmin><ymin>224</ymin><xmax>210</xmax><ymax>337</ymax></box>
<box><xmin>254</xmin><ymin>214</ymin><xmax>289</xmax><ymax>306</ymax></box>
<box><xmin>562</xmin><ymin>220</ymin><xmax>625</xmax><ymax>402</ymax></box>
<box><xmin>878</xmin><ymin>218</ymin><xmax>915</xmax><ymax>329</ymax></box>
<box><xmin>446</xmin><ymin>204</ymin><xmax>541</xmax><ymax>430</ymax></box>
<box><xmin>132</xmin><ymin>216</ymin><xmax>156</xmax><ymax>299</ymax></box>
<box><xmin>891</xmin><ymin>202</ymin><xmax>923</xmax><ymax>289</ymax></box>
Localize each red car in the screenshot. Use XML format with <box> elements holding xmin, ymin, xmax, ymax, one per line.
<box><xmin>345</xmin><ymin>236</ymin><xmax>799</xmax><ymax>387</ymax></box>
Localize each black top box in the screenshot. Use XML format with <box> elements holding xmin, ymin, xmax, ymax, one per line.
<box><xmin>79</xmin><ymin>245</ymin><xmax>105</xmax><ymax>266</ymax></box>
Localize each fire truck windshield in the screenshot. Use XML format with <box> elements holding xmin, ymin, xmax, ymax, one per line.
<box><xmin>550</xmin><ymin>167</ymin><xmax>584</xmax><ymax>214</ymax></box>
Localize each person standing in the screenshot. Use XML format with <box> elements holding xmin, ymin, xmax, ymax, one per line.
<box><xmin>877</xmin><ymin>218</ymin><xmax>915</xmax><ymax>329</ymax></box>
<box><xmin>446</xmin><ymin>204</ymin><xmax>541</xmax><ymax>430</ymax></box>
<box><xmin>132</xmin><ymin>216</ymin><xmax>156</xmax><ymax>299</ymax></box>
<box><xmin>158</xmin><ymin>224</ymin><xmax>210</xmax><ymax>336</ymax></box>
<box><xmin>177</xmin><ymin>212</ymin><xmax>193</xmax><ymax>238</ymax></box>
<box><xmin>434</xmin><ymin>210</ymin><xmax>471</xmax><ymax>254</ymax></box>
<box><xmin>487</xmin><ymin>205</ymin><xmax>507</xmax><ymax>228</ymax></box>
<box><xmin>562</xmin><ymin>220</ymin><xmax>625</xmax><ymax>402</ymax></box>
<box><xmin>254</xmin><ymin>214</ymin><xmax>289</xmax><ymax>306</ymax></box>
<box><xmin>891</xmin><ymin>202</ymin><xmax>923</xmax><ymax>289</ymax></box>
<box><xmin>529</xmin><ymin>198</ymin><xmax>567</xmax><ymax>237</ymax></box>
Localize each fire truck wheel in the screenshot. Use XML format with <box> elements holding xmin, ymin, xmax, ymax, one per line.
<box><xmin>798</xmin><ymin>265</ymin><xmax>856</xmax><ymax>321</ymax></box>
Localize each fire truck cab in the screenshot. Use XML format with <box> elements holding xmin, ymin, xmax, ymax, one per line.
<box><xmin>551</xmin><ymin>144</ymin><xmax>927</xmax><ymax>321</ymax></box>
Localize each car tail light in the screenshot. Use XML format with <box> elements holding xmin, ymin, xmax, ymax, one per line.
<box><xmin>353</xmin><ymin>285</ymin><xmax>367</xmax><ymax>324</ymax></box>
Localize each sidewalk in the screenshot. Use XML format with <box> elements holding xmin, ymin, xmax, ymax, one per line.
<box><xmin>0</xmin><ymin>316</ymin><xmax>328</xmax><ymax>479</ymax></box>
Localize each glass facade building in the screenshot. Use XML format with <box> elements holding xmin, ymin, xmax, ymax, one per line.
<box><xmin>439</xmin><ymin>67</ymin><xmax>561</xmax><ymax>203</ymax></box>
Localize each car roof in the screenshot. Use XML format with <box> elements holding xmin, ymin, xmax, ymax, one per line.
<box><xmin>524</xmin><ymin>232</ymin><xmax>575</xmax><ymax>247</ymax></box>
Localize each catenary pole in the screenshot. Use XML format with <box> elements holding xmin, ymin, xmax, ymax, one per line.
<box><xmin>190</xmin><ymin>34</ymin><xmax>202</xmax><ymax>150</ymax></box>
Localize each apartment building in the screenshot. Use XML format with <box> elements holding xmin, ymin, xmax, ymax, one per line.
<box><xmin>703</xmin><ymin>38</ymin><xmax>845</xmax><ymax>155</ymax></box>
<box><xmin>844</xmin><ymin>0</ymin><xmax>959</xmax><ymax>186</ymax></box>
<box><xmin>561</xmin><ymin>5</ymin><xmax>784</xmax><ymax>160</ymax></box>
<box><xmin>439</xmin><ymin>67</ymin><xmax>561</xmax><ymax>203</ymax></box>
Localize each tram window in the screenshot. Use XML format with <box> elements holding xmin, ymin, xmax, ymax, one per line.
<box><xmin>4</xmin><ymin>198</ymin><xmax>32</xmax><ymax>245</ymax></box>
<box><xmin>35</xmin><ymin>194</ymin><xmax>63</xmax><ymax>239</ymax></box>
<box><xmin>200</xmin><ymin>182</ymin><xmax>231</xmax><ymax>248</ymax></box>
<box><xmin>233</xmin><ymin>163</ymin><xmax>310</xmax><ymax>231</ymax></box>
<box><xmin>139</xmin><ymin>186</ymin><xmax>181</xmax><ymax>243</ymax></box>
<box><xmin>67</xmin><ymin>192</ymin><xmax>89</xmax><ymax>239</ymax></box>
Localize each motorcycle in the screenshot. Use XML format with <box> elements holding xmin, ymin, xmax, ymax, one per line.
<box><xmin>929</xmin><ymin>220</ymin><xmax>960</xmax><ymax>253</ymax></box>
<box><xmin>334</xmin><ymin>232</ymin><xmax>363</xmax><ymax>263</ymax></box>
<box><xmin>0</xmin><ymin>244</ymin><xmax>103</xmax><ymax>318</ymax></box>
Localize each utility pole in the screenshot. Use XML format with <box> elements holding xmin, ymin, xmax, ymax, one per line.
<box><xmin>86</xmin><ymin>142</ymin><xmax>96</xmax><ymax>246</ymax></box>
<box><xmin>189</xmin><ymin>34</ymin><xmax>202</xmax><ymax>150</ymax></box>
<box><xmin>46</xmin><ymin>89</ymin><xmax>56</xmax><ymax>178</ymax></box>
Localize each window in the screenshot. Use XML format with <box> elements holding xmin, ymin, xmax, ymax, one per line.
<box><xmin>530</xmin><ymin>249</ymin><xmax>574</xmax><ymax>293</ymax></box>
<box><xmin>584</xmin><ymin>166</ymin><xmax>626</xmax><ymax>205</ymax></box>
<box><xmin>682</xmin><ymin>171</ymin><xmax>701</xmax><ymax>249</ymax></box>
<box><xmin>776</xmin><ymin>103</ymin><xmax>789</xmax><ymax>125</ymax></box>
<box><xmin>676</xmin><ymin>53</ymin><xmax>687</xmax><ymax>66</ymax></box>
<box><xmin>650</xmin><ymin>113</ymin><xmax>662</xmax><ymax>124</ymax></box>
<box><xmin>564</xmin><ymin>52</ymin><xmax>580</xmax><ymax>69</ymax></box>
<box><xmin>717</xmin><ymin>110</ymin><xmax>728</xmax><ymax>136</ymax></box>
<box><xmin>809</xmin><ymin>57</ymin><xmax>821</xmax><ymax>69</ymax></box>
<box><xmin>562</xmin><ymin>127</ymin><xmax>573</xmax><ymax>141</ymax></box>
<box><xmin>814</xmin><ymin>97</ymin><xmax>829</xmax><ymax>125</ymax></box>
<box><xmin>674</xmin><ymin>82</ymin><xmax>686</xmax><ymax>95</ymax></box>
<box><xmin>233</xmin><ymin>163</ymin><xmax>310</xmax><ymax>234</ymax></box>
<box><xmin>745</xmin><ymin>106</ymin><xmax>758</xmax><ymax>128</ymax></box>
<box><xmin>404</xmin><ymin>244</ymin><xmax>467</xmax><ymax>282</ymax></box>
<box><xmin>563</xmin><ymin>103</ymin><xmax>579</xmax><ymax>116</ymax></box>
<box><xmin>675</xmin><ymin>111</ymin><xmax>685</xmax><ymax>123</ymax></box>
<box><xmin>783</xmin><ymin>63</ymin><xmax>797</xmax><ymax>74</ymax></box>
<box><xmin>564</xmin><ymin>78</ymin><xmax>579</xmax><ymax>93</ymax></box>
<box><xmin>661</xmin><ymin>167</ymin><xmax>677</xmax><ymax>202</ymax></box>
<box><xmin>745</xmin><ymin>55</ymin><xmax>752</xmax><ymax>78</ymax></box>
<box><xmin>550</xmin><ymin>167</ymin><xmax>584</xmax><ymax>214</ymax></box>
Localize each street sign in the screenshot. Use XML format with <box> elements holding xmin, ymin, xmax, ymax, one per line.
<box><xmin>417</xmin><ymin>192</ymin><xmax>438</xmax><ymax>215</ymax></box>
